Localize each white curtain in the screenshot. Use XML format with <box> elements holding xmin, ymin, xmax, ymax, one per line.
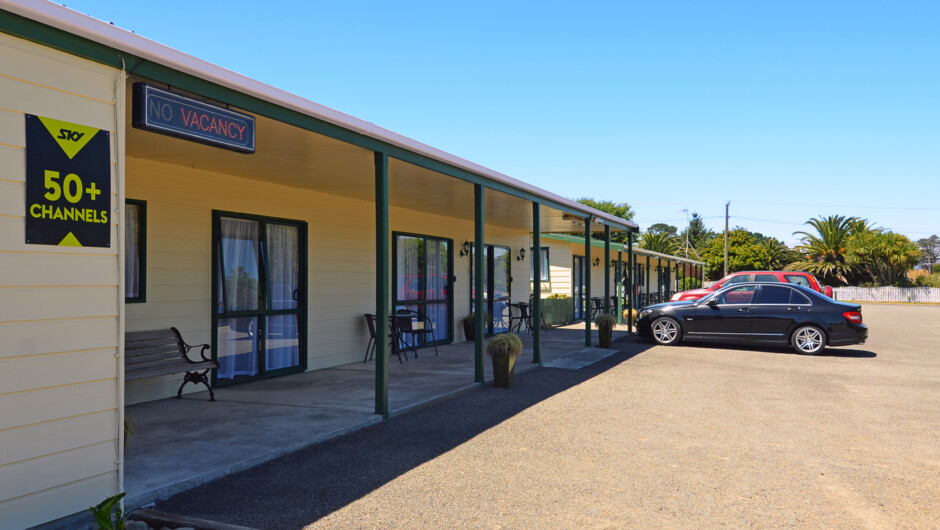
<box><xmin>265</xmin><ymin>224</ymin><xmax>300</xmax><ymax>371</ymax></box>
<box><xmin>124</xmin><ymin>203</ymin><xmax>140</xmax><ymax>299</ymax></box>
<box><xmin>397</xmin><ymin>236</ymin><xmax>422</xmax><ymax>301</ymax></box>
<box><xmin>220</xmin><ymin>218</ymin><xmax>260</xmax><ymax>312</ymax></box>
<box><xmin>217</xmin><ymin>218</ymin><xmax>261</xmax><ymax>379</ymax></box>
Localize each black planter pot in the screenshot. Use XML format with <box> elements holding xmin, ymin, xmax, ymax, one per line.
<box><xmin>599</xmin><ymin>326</ymin><xmax>613</xmax><ymax>348</ymax></box>
<box><xmin>491</xmin><ymin>354</ymin><xmax>517</xmax><ymax>389</ymax></box>
<box><xmin>463</xmin><ymin>319</ymin><xmax>475</xmax><ymax>341</ymax></box>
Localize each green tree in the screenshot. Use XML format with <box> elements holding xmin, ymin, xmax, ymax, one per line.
<box><xmin>848</xmin><ymin>231</ymin><xmax>922</xmax><ymax>286</ymax></box>
<box><xmin>785</xmin><ymin>215</ymin><xmax>866</xmax><ymax>285</ymax></box>
<box><xmin>699</xmin><ymin>229</ymin><xmax>767</xmax><ymax>280</ymax></box>
<box><xmin>759</xmin><ymin>238</ymin><xmax>799</xmax><ymax>270</ymax></box>
<box><xmin>678</xmin><ymin>212</ymin><xmax>716</xmax><ymax>255</ymax></box>
<box><xmin>574</xmin><ymin>197</ymin><xmax>634</xmax><ymax>243</ymax></box>
<box><xmin>638</xmin><ymin>231</ymin><xmax>678</xmax><ymax>254</ymax></box>
<box><xmin>917</xmin><ymin>235</ymin><xmax>940</xmax><ymax>270</ymax></box>
<box><xmin>646</xmin><ymin>223</ymin><xmax>678</xmax><ymax>237</ymax></box>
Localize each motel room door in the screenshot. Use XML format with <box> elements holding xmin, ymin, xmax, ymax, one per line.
<box><xmin>469</xmin><ymin>244</ymin><xmax>511</xmax><ymax>334</ymax></box>
<box><xmin>572</xmin><ymin>255</ymin><xmax>586</xmax><ymax>320</ymax></box>
<box><xmin>213</xmin><ymin>213</ymin><xmax>307</xmax><ymax>384</ymax></box>
<box><xmin>394</xmin><ymin>233</ymin><xmax>453</xmax><ymax>345</ymax></box>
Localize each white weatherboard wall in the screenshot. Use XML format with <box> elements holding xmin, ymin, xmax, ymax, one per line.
<box><xmin>0</xmin><ymin>33</ymin><xmax>123</xmax><ymax>529</ymax></box>
<box><xmin>124</xmin><ymin>157</ymin><xmax>532</xmax><ymax>403</ymax></box>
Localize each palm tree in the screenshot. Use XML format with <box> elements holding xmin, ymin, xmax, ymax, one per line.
<box><xmin>785</xmin><ymin>215</ymin><xmax>865</xmax><ymax>285</ymax></box>
<box><xmin>759</xmin><ymin>238</ymin><xmax>797</xmax><ymax>270</ymax></box>
<box><xmin>638</xmin><ymin>231</ymin><xmax>677</xmax><ymax>255</ymax></box>
<box><xmin>848</xmin><ymin>231</ymin><xmax>922</xmax><ymax>286</ymax></box>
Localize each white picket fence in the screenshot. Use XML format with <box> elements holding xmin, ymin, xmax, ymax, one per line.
<box><xmin>832</xmin><ymin>287</ymin><xmax>940</xmax><ymax>303</ymax></box>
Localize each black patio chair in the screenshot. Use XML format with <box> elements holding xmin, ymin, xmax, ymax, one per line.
<box><xmin>364</xmin><ymin>313</ymin><xmax>405</xmax><ymax>364</ymax></box>
<box><xmin>395</xmin><ymin>309</ymin><xmax>438</xmax><ymax>357</ymax></box>
<box><xmin>590</xmin><ymin>297</ymin><xmax>606</xmax><ymax>319</ymax></box>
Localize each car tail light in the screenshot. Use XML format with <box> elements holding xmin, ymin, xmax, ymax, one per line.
<box><xmin>843</xmin><ymin>311</ymin><xmax>863</xmax><ymax>324</ymax></box>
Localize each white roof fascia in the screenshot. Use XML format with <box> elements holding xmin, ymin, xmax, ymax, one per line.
<box><xmin>1</xmin><ymin>0</ymin><xmax>637</xmax><ymax>232</ymax></box>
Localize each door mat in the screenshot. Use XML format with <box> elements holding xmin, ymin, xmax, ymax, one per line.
<box><xmin>543</xmin><ymin>347</ymin><xmax>617</xmax><ymax>370</ymax></box>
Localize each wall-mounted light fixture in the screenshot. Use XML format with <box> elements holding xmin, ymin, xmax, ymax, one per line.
<box><xmin>459</xmin><ymin>240</ymin><xmax>471</xmax><ymax>257</ymax></box>
<box><xmin>610</xmin><ymin>260</ymin><xmax>618</xmax><ymax>269</ymax></box>
<box><xmin>593</xmin><ymin>257</ymin><xmax>600</xmax><ymax>267</ymax></box>
<box><xmin>516</xmin><ymin>247</ymin><xmax>526</xmax><ymax>262</ymax></box>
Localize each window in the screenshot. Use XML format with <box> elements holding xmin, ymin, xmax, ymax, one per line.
<box><xmin>715</xmin><ymin>285</ymin><xmax>756</xmax><ymax>304</ymax></box>
<box><xmin>753</xmin><ymin>274</ymin><xmax>778</xmax><ymax>283</ymax></box>
<box><xmin>395</xmin><ymin>233</ymin><xmax>453</xmax><ymax>343</ymax></box>
<box><xmin>125</xmin><ymin>199</ymin><xmax>146</xmax><ymax>302</ymax></box>
<box><xmin>213</xmin><ymin>212</ymin><xmax>306</xmax><ymax>383</ymax></box>
<box><xmin>529</xmin><ymin>247</ymin><xmax>549</xmax><ymax>282</ymax></box>
<box><xmin>725</xmin><ymin>274</ymin><xmax>753</xmax><ymax>285</ymax></box>
<box><xmin>790</xmin><ymin>290</ymin><xmax>812</xmax><ymax>305</ymax></box>
<box><xmin>784</xmin><ymin>274</ymin><xmax>811</xmax><ymax>288</ymax></box>
<box><xmin>756</xmin><ymin>285</ymin><xmax>791</xmax><ymax>304</ymax></box>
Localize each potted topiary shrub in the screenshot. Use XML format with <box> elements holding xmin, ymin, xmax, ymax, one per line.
<box><xmin>596</xmin><ymin>313</ymin><xmax>617</xmax><ymax>348</ymax></box>
<box><xmin>487</xmin><ymin>332</ymin><xmax>523</xmax><ymax>388</ymax></box>
<box><xmin>462</xmin><ymin>311</ymin><xmax>491</xmax><ymax>341</ymax></box>
<box><xmin>461</xmin><ymin>314</ymin><xmax>475</xmax><ymax>341</ymax></box>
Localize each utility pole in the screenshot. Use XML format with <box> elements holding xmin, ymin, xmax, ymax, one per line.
<box><xmin>723</xmin><ymin>201</ymin><xmax>730</xmax><ymax>277</ymax></box>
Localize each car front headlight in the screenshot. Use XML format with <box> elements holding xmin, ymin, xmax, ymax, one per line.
<box><xmin>638</xmin><ymin>309</ymin><xmax>652</xmax><ymax>319</ymax></box>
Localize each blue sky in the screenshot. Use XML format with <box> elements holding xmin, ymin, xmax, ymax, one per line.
<box><xmin>65</xmin><ymin>0</ymin><xmax>939</xmax><ymax>247</ymax></box>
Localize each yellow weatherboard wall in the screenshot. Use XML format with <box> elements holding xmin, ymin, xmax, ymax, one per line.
<box><xmin>0</xmin><ymin>32</ymin><xmax>123</xmax><ymax>529</ymax></box>
<box><xmin>124</xmin><ymin>157</ymin><xmax>532</xmax><ymax>403</ymax></box>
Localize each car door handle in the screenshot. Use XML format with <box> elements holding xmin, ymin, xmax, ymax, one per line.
<box><xmin>738</xmin><ymin>308</ymin><xmax>748</xmax><ymax>312</ymax></box>
<box><xmin>787</xmin><ymin>307</ymin><xmax>800</xmax><ymax>311</ymax></box>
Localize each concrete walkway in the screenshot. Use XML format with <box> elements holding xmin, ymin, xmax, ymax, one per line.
<box><xmin>123</xmin><ymin>325</ymin><xmax>629</xmax><ymax>512</ymax></box>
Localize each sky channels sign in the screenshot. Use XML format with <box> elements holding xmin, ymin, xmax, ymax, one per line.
<box><xmin>132</xmin><ymin>83</ymin><xmax>255</xmax><ymax>153</ymax></box>
<box><xmin>25</xmin><ymin>114</ymin><xmax>111</xmax><ymax>247</ymax></box>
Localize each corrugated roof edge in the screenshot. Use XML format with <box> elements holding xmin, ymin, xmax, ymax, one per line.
<box><xmin>1</xmin><ymin>0</ymin><xmax>637</xmax><ymax>232</ymax></box>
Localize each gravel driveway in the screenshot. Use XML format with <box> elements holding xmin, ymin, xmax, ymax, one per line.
<box><xmin>156</xmin><ymin>304</ymin><xmax>940</xmax><ymax>529</ymax></box>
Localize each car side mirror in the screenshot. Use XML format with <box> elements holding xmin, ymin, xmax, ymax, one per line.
<box><xmin>706</xmin><ymin>298</ymin><xmax>719</xmax><ymax>307</ymax></box>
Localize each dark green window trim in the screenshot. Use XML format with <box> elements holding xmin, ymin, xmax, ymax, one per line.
<box><xmin>211</xmin><ymin>210</ymin><xmax>308</xmax><ymax>387</ymax></box>
<box><xmin>125</xmin><ymin>199</ymin><xmax>146</xmax><ymax>303</ymax></box>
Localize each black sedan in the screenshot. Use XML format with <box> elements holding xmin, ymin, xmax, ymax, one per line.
<box><xmin>636</xmin><ymin>282</ymin><xmax>868</xmax><ymax>354</ymax></box>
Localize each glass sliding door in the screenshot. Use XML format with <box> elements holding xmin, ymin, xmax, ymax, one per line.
<box><xmin>394</xmin><ymin>233</ymin><xmax>453</xmax><ymax>346</ymax></box>
<box><xmin>214</xmin><ymin>212</ymin><xmax>306</xmax><ymax>384</ymax></box>
<box><xmin>573</xmin><ymin>255</ymin><xmax>586</xmax><ymax>320</ymax></box>
<box><xmin>469</xmin><ymin>244</ymin><xmax>511</xmax><ymax>334</ymax></box>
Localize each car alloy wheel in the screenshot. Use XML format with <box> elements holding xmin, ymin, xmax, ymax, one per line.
<box><xmin>792</xmin><ymin>325</ymin><xmax>825</xmax><ymax>355</ymax></box>
<box><xmin>651</xmin><ymin>317</ymin><xmax>681</xmax><ymax>346</ymax></box>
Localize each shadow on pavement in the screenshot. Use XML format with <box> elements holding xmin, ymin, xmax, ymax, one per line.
<box><xmin>152</xmin><ymin>336</ymin><xmax>654</xmax><ymax>529</ymax></box>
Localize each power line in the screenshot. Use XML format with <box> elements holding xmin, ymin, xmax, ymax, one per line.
<box><xmin>735</xmin><ymin>200</ymin><xmax>940</xmax><ymax>211</ymax></box>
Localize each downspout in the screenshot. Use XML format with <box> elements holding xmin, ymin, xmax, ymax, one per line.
<box><xmin>113</xmin><ymin>58</ymin><xmax>127</xmax><ymax>500</ymax></box>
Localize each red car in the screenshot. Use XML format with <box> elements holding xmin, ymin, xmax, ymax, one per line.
<box><xmin>670</xmin><ymin>271</ymin><xmax>833</xmax><ymax>301</ymax></box>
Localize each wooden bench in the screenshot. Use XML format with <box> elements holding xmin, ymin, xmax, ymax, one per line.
<box><xmin>125</xmin><ymin>327</ymin><xmax>219</xmax><ymax>401</ymax></box>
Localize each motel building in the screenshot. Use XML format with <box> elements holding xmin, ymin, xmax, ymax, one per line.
<box><xmin>0</xmin><ymin>2</ymin><xmax>643</xmax><ymax>528</ymax></box>
<box><xmin>533</xmin><ymin>234</ymin><xmax>705</xmax><ymax>324</ymax></box>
